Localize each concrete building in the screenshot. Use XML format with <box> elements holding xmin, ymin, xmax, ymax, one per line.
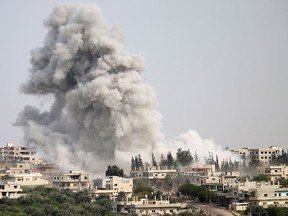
<box><xmin>0</xmin><ymin>143</ymin><xmax>42</xmax><ymax>165</ymax></box>
<box><xmin>217</xmin><ymin>180</ymin><xmax>288</xmax><ymax>210</ymax></box>
<box><xmin>111</xmin><ymin>196</ymin><xmax>182</xmax><ymax>215</ymax></box>
<box><xmin>49</xmin><ymin>171</ymin><xmax>89</xmax><ymax>192</ymax></box>
<box><xmin>130</xmin><ymin>166</ymin><xmax>177</xmax><ymax>180</ymax></box>
<box><xmin>249</xmin><ymin>184</ymin><xmax>288</xmax><ymax>208</ymax></box>
<box><xmin>0</xmin><ymin>181</ymin><xmax>23</xmax><ymax>199</ymax></box>
<box><xmin>8</xmin><ymin>172</ymin><xmax>49</xmax><ymax>186</ymax></box>
<box><xmin>92</xmin><ymin>176</ymin><xmax>133</xmax><ymax>198</ymax></box>
<box><xmin>226</xmin><ymin>147</ymin><xmax>250</xmax><ymax>158</ymax></box>
<box><xmin>250</xmin><ymin>146</ymin><xmax>282</xmax><ymax>165</ymax></box>
<box><xmin>226</xmin><ymin>146</ymin><xmax>282</xmax><ymax>165</ymax></box>
<box><xmin>257</xmin><ymin>165</ymin><xmax>288</xmax><ymax>181</ymax></box>
<box><xmin>182</xmin><ymin>164</ymin><xmax>216</xmax><ymax>176</ymax></box>
<box><xmin>183</xmin><ymin>164</ymin><xmax>240</xmax><ymax>190</ymax></box>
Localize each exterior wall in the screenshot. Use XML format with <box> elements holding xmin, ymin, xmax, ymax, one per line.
<box><xmin>131</xmin><ymin>166</ymin><xmax>177</xmax><ymax>180</ymax></box>
<box><xmin>0</xmin><ymin>182</ymin><xmax>23</xmax><ymax>199</ymax></box>
<box><xmin>250</xmin><ymin>146</ymin><xmax>282</xmax><ymax>165</ymax></box>
<box><xmin>257</xmin><ymin>165</ymin><xmax>288</xmax><ymax>181</ymax></box>
<box><xmin>183</xmin><ymin>164</ymin><xmax>216</xmax><ymax>176</ymax></box>
<box><xmin>227</xmin><ymin>147</ymin><xmax>250</xmax><ymax>158</ymax></box>
<box><xmin>249</xmin><ymin>187</ymin><xmax>288</xmax><ymax>208</ymax></box>
<box><xmin>226</xmin><ymin>146</ymin><xmax>282</xmax><ymax>165</ymax></box>
<box><xmin>93</xmin><ymin>176</ymin><xmax>133</xmax><ymax>198</ymax></box>
<box><xmin>112</xmin><ymin>198</ymin><xmax>181</xmax><ymax>215</ymax></box>
<box><xmin>0</xmin><ymin>143</ymin><xmax>42</xmax><ymax>164</ymax></box>
<box><xmin>49</xmin><ymin>171</ymin><xmax>89</xmax><ymax>192</ymax></box>
<box><xmin>8</xmin><ymin>172</ymin><xmax>49</xmax><ymax>186</ymax></box>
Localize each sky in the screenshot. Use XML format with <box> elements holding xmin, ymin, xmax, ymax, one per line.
<box><xmin>1</xmin><ymin>0</ymin><xmax>288</xmax><ymax>150</ymax></box>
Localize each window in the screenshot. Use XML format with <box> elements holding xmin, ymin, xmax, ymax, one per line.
<box><xmin>264</xmin><ymin>194</ymin><xmax>267</xmax><ymax>197</ymax></box>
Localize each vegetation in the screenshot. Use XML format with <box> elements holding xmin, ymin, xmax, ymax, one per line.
<box><xmin>178</xmin><ymin>183</ymin><xmax>216</xmax><ymax>203</ymax></box>
<box><xmin>0</xmin><ymin>186</ymin><xmax>112</xmax><ymax>216</ymax></box>
<box><xmin>105</xmin><ymin>165</ymin><xmax>124</xmax><ymax>177</ymax></box>
<box><xmin>253</xmin><ymin>174</ymin><xmax>269</xmax><ymax>182</ymax></box>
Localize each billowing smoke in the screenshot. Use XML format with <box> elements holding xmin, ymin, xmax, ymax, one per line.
<box><xmin>16</xmin><ymin>3</ymin><xmax>235</xmax><ymax>174</ymax></box>
<box><xmin>15</xmin><ymin>3</ymin><xmax>164</xmax><ymax>173</ymax></box>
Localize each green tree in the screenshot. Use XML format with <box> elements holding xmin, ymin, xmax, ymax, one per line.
<box><xmin>249</xmin><ymin>154</ymin><xmax>261</xmax><ymax>169</ymax></box>
<box><xmin>244</xmin><ymin>204</ymin><xmax>268</xmax><ymax>216</ymax></box>
<box><xmin>105</xmin><ymin>165</ymin><xmax>124</xmax><ymax>177</ymax></box>
<box><xmin>160</xmin><ymin>154</ymin><xmax>167</xmax><ymax>166</ymax></box>
<box><xmin>176</xmin><ymin>148</ymin><xmax>193</xmax><ymax>167</ymax></box>
<box><xmin>167</xmin><ymin>151</ymin><xmax>175</xmax><ymax>168</ymax></box>
<box><xmin>131</xmin><ymin>156</ymin><xmax>135</xmax><ymax>170</ymax></box>
<box><xmin>151</xmin><ymin>153</ymin><xmax>157</xmax><ymax>166</ymax></box>
<box><xmin>117</xmin><ymin>191</ymin><xmax>126</xmax><ymax>201</ymax></box>
<box><xmin>253</xmin><ymin>174</ymin><xmax>269</xmax><ymax>182</ymax></box>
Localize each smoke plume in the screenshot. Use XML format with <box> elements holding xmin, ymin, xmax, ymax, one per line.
<box><xmin>15</xmin><ymin>4</ymin><xmax>164</xmax><ymax>173</ymax></box>
<box><xmin>16</xmin><ymin>3</ymin><xmax>235</xmax><ymax>173</ymax></box>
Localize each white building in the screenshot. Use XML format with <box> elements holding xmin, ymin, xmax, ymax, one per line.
<box><xmin>92</xmin><ymin>176</ymin><xmax>133</xmax><ymax>198</ymax></box>
<box><xmin>8</xmin><ymin>172</ymin><xmax>49</xmax><ymax>186</ymax></box>
<box><xmin>0</xmin><ymin>143</ymin><xmax>42</xmax><ymax>164</ymax></box>
<box><xmin>250</xmin><ymin>146</ymin><xmax>282</xmax><ymax>165</ymax></box>
<box><xmin>49</xmin><ymin>171</ymin><xmax>89</xmax><ymax>192</ymax></box>
<box><xmin>111</xmin><ymin>197</ymin><xmax>181</xmax><ymax>215</ymax></box>
<box><xmin>130</xmin><ymin>166</ymin><xmax>177</xmax><ymax>180</ymax></box>
<box><xmin>226</xmin><ymin>146</ymin><xmax>282</xmax><ymax>165</ymax></box>
<box><xmin>257</xmin><ymin>165</ymin><xmax>288</xmax><ymax>181</ymax></box>
<box><xmin>0</xmin><ymin>181</ymin><xmax>23</xmax><ymax>199</ymax></box>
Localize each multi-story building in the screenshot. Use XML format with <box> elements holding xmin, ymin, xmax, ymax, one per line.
<box><xmin>226</xmin><ymin>147</ymin><xmax>250</xmax><ymax>158</ymax></box>
<box><xmin>182</xmin><ymin>164</ymin><xmax>216</xmax><ymax>176</ymax></box>
<box><xmin>130</xmin><ymin>166</ymin><xmax>177</xmax><ymax>180</ymax></box>
<box><xmin>92</xmin><ymin>176</ymin><xmax>133</xmax><ymax>198</ymax></box>
<box><xmin>226</xmin><ymin>146</ymin><xmax>282</xmax><ymax>165</ymax></box>
<box><xmin>0</xmin><ymin>181</ymin><xmax>23</xmax><ymax>199</ymax></box>
<box><xmin>217</xmin><ymin>180</ymin><xmax>288</xmax><ymax>210</ymax></box>
<box><xmin>250</xmin><ymin>146</ymin><xmax>282</xmax><ymax>165</ymax></box>
<box><xmin>49</xmin><ymin>171</ymin><xmax>89</xmax><ymax>192</ymax></box>
<box><xmin>111</xmin><ymin>196</ymin><xmax>182</xmax><ymax>215</ymax></box>
<box><xmin>257</xmin><ymin>165</ymin><xmax>288</xmax><ymax>181</ymax></box>
<box><xmin>0</xmin><ymin>143</ymin><xmax>42</xmax><ymax>164</ymax></box>
<box><xmin>8</xmin><ymin>172</ymin><xmax>49</xmax><ymax>186</ymax></box>
<box><xmin>249</xmin><ymin>184</ymin><xmax>288</xmax><ymax>208</ymax></box>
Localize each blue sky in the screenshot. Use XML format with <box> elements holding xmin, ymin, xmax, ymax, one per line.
<box><xmin>1</xmin><ymin>0</ymin><xmax>288</xmax><ymax>149</ymax></box>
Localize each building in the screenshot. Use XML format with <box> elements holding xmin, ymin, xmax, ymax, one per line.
<box><xmin>217</xmin><ymin>180</ymin><xmax>288</xmax><ymax>210</ymax></box>
<box><xmin>8</xmin><ymin>172</ymin><xmax>49</xmax><ymax>186</ymax></box>
<box><xmin>0</xmin><ymin>143</ymin><xmax>42</xmax><ymax>164</ymax></box>
<box><xmin>182</xmin><ymin>164</ymin><xmax>216</xmax><ymax>176</ymax></box>
<box><xmin>226</xmin><ymin>146</ymin><xmax>282</xmax><ymax>165</ymax></box>
<box><xmin>250</xmin><ymin>146</ymin><xmax>282</xmax><ymax>165</ymax></box>
<box><xmin>0</xmin><ymin>181</ymin><xmax>23</xmax><ymax>199</ymax></box>
<box><xmin>111</xmin><ymin>196</ymin><xmax>182</xmax><ymax>215</ymax></box>
<box><xmin>49</xmin><ymin>171</ymin><xmax>89</xmax><ymax>192</ymax></box>
<box><xmin>249</xmin><ymin>184</ymin><xmax>288</xmax><ymax>208</ymax></box>
<box><xmin>257</xmin><ymin>165</ymin><xmax>288</xmax><ymax>181</ymax></box>
<box><xmin>130</xmin><ymin>166</ymin><xmax>177</xmax><ymax>180</ymax></box>
<box><xmin>225</xmin><ymin>147</ymin><xmax>250</xmax><ymax>158</ymax></box>
<box><xmin>92</xmin><ymin>176</ymin><xmax>133</xmax><ymax>198</ymax></box>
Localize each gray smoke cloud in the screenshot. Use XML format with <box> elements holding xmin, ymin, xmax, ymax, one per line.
<box><xmin>16</xmin><ymin>3</ymin><xmax>236</xmax><ymax>174</ymax></box>
<box><xmin>15</xmin><ymin>3</ymin><xmax>164</xmax><ymax>173</ymax></box>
